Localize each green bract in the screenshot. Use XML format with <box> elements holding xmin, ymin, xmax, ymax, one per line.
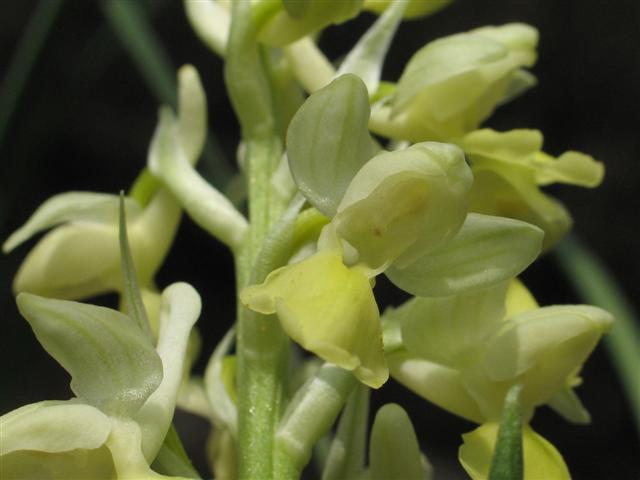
<box><xmin>370</xmin><ymin>23</ymin><xmax>538</xmax><ymax>142</ymax></box>
<box><xmin>463</xmin><ymin>128</ymin><xmax>604</xmax><ymax>248</ymax></box>
<box><xmin>1</xmin><ymin>283</ymin><xmax>201</xmax><ymax>479</ymax></box>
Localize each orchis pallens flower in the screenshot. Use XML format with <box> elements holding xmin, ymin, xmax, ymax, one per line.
<box><xmin>384</xmin><ymin>279</ymin><xmax>613</xmax><ymax>479</ymax></box>
<box><xmin>0</xmin><ymin>283</ymin><xmax>201</xmax><ymax>479</ymax></box>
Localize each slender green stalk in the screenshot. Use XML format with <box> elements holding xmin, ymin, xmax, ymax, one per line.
<box><xmin>225</xmin><ymin>2</ymin><xmax>291</xmax><ymax>477</ymax></box>
<box><xmin>0</xmin><ymin>0</ymin><xmax>63</xmax><ymax>147</ymax></box>
<box><xmin>489</xmin><ymin>384</ymin><xmax>523</xmax><ymax>480</ymax></box>
<box><xmin>555</xmin><ymin>235</ymin><xmax>640</xmax><ymax>434</ymax></box>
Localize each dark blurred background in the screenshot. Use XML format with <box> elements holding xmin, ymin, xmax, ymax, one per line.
<box><xmin>0</xmin><ymin>1</ymin><xmax>638</xmax><ymax>478</ymax></box>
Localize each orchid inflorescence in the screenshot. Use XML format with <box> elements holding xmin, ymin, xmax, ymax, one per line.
<box><xmin>1</xmin><ymin>1</ymin><xmax>612</xmax><ymax>479</ymax></box>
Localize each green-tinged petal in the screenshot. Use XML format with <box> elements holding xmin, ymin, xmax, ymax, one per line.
<box><xmin>204</xmin><ymin>329</ymin><xmax>238</xmax><ymax>435</ymax></box>
<box><xmin>3</xmin><ymin>192</ymin><xmax>140</xmax><ymax>253</ymax></box>
<box><xmin>337</xmin><ymin>0</ymin><xmax>407</xmax><ymax>94</ymax></box>
<box><xmin>0</xmin><ymin>400</ymin><xmax>110</xmax><ymax>455</ymax></box>
<box><xmin>469</xmin><ymin>166</ymin><xmax>572</xmax><ymax>249</ymax></box>
<box><xmin>369</xmin><ymin>403</ymin><xmax>428</xmax><ymax>480</ymax></box>
<box><xmin>498</xmin><ymin>69</ymin><xmax>537</xmax><ymax>105</ymax></box>
<box><xmin>334</xmin><ymin>142</ymin><xmax>471</xmax><ymax>271</ymax></box>
<box><xmin>258</xmin><ymin>0</ymin><xmax>363</xmax><ymax>47</ymax></box>
<box><xmin>286</xmin><ymin>74</ymin><xmax>373</xmax><ymax>216</ymax></box>
<box><xmin>177</xmin><ymin>64</ymin><xmax>207</xmax><ymax>165</ymax></box>
<box><xmin>533</xmin><ymin>151</ymin><xmax>604</xmax><ymax>187</ymax></box>
<box><xmin>462</xmin><ymin>128</ymin><xmax>543</xmax><ymax>165</ymax></box>
<box><xmin>17</xmin><ymin>293</ymin><xmax>163</xmax><ymax>415</ymax></box>
<box><xmin>504</xmin><ymin>278</ymin><xmax>538</xmax><ymax>318</ymax></box>
<box><xmin>399</xmin><ymin>282</ymin><xmax>508</xmax><ymax>368</ymax></box>
<box><xmin>387</xmin><ymin>24</ymin><xmax>537</xmax><ymax>140</ymax></box>
<box><xmin>148</xmin><ymin>107</ymin><xmax>248</xmax><ymax>250</ymax></box>
<box><xmin>459</xmin><ymin>423</ymin><xmax>570</xmax><ymax>480</ymax></box>
<box><xmin>13</xmin><ymin>222</ymin><xmax>121</xmax><ymax>298</ymax></box>
<box><xmin>387</xmin><ymin>350</ymin><xmax>484</xmax><ymax>423</ymax></box>
<box><xmin>240</xmin><ymin>251</ymin><xmax>388</xmax><ymax>388</ymax></box>
<box><xmin>363</xmin><ymin>0</ymin><xmax>452</xmax><ymax>19</ymax></box>
<box><xmin>386</xmin><ymin>213</ymin><xmax>542</xmax><ymax>297</ymax></box>
<box><xmin>184</xmin><ymin>0</ymin><xmax>229</xmax><ymax>57</ymax></box>
<box><xmin>136</xmin><ymin>282</ymin><xmax>201</xmax><ymax>461</ymax></box>
<box><xmin>483</xmin><ymin>305</ymin><xmax>613</xmax><ymax>408</ymax></box>
<box><xmin>547</xmin><ymin>384</ymin><xmax>591</xmax><ymax>424</ymax></box>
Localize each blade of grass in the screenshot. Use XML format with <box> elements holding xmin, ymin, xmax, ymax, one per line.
<box><xmin>555</xmin><ymin>235</ymin><xmax>640</xmax><ymax>434</ymax></box>
<box><xmin>101</xmin><ymin>0</ymin><xmax>233</xmax><ymax>189</ymax></box>
<box><xmin>0</xmin><ymin>0</ymin><xmax>64</xmax><ymax>147</ymax></box>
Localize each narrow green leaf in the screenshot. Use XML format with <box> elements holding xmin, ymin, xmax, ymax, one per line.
<box><xmin>488</xmin><ymin>385</ymin><xmax>523</xmax><ymax>480</ymax></box>
<box><xmin>118</xmin><ymin>194</ymin><xmax>152</xmax><ymax>341</ymax></box>
<box><xmin>555</xmin><ymin>236</ymin><xmax>640</xmax><ymax>433</ymax></box>
<box><xmin>151</xmin><ymin>424</ymin><xmax>201</xmax><ymax>479</ymax></box>
<box><xmin>16</xmin><ymin>293</ymin><xmax>162</xmax><ymax>416</ymax></box>
<box><xmin>322</xmin><ymin>384</ymin><xmax>370</xmax><ymax>480</ymax></box>
<box><xmin>0</xmin><ymin>0</ymin><xmax>63</xmax><ymax>147</ymax></box>
<box><xmin>369</xmin><ymin>403</ymin><xmax>427</xmax><ymax>480</ymax></box>
<box><xmin>386</xmin><ymin>213</ymin><xmax>543</xmax><ymax>297</ymax></box>
<box><xmin>287</xmin><ymin>74</ymin><xmax>373</xmax><ymax>216</ymax></box>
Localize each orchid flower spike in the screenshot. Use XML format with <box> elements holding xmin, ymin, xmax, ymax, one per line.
<box><xmin>241</xmin><ymin>75</ymin><xmax>543</xmax><ymax>388</ymax></box>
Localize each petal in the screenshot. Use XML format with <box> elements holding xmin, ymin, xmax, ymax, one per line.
<box><xmin>459</xmin><ymin>423</ymin><xmax>570</xmax><ymax>480</ymax></box>
<box><xmin>184</xmin><ymin>0</ymin><xmax>229</xmax><ymax>56</ymax></box>
<box><xmin>258</xmin><ymin>1</ymin><xmax>363</xmax><ymax>47</ymax></box>
<box><xmin>0</xmin><ymin>400</ymin><xmax>111</xmax><ymax>455</ymax></box>
<box><xmin>386</xmin><ymin>213</ymin><xmax>543</xmax><ymax>297</ymax></box>
<box><xmin>369</xmin><ymin>404</ymin><xmax>428</xmax><ymax>480</ymax></box>
<box><xmin>504</xmin><ymin>278</ymin><xmax>538</xmax><ymax>318</ymax></box>
<box><xmin>483</xmin><ymin>305</ymin><xmax>612</xmax><ymax>409</ymax></box>
<box><xmin>16</xmin><ymin>293</ymin><xmax>163</xmax><ymax>416</ymax></box>
<box><xmin>462</xmin><ymin>128</ymin><xmax>543</xmax><ymax>165</ymax></box>
<box><xmin>177</xmin><ymin>65</ymin><xmax>207</xmax><ymax>165</ymax></box>
<box><xmin>13</xmin><ymin>222</ymin><xmax>121</xmax><ymax>299</ymax></box>
<box><xmin>135</xmin><ymin>283</ymin><xmax>202</xmax><ymax>461</ymax></box>
<box><xmin>387</xmin><ymin>350</ymin><xmax>484</xmax><ymax>423</ymax></box>
<box><xmin>547</xmin><ymin>385</ymin><xmax>591</xmax><ymax>425</ymax></box>
<box><xmin>286</xmin><ymin>74</ymin><xmax>373</xmax><ymax>216</ymax></box>
<box><xmin>363</xmin><ymin>0</ymin><xmax>452</xmax><ymax>19</ymax></box>
<box><xmin>533</xmin><ymin>150</ymin><xmax>604</xmax><ymax>187</ymax></box>
<box><xmin>399</xmin><ymin>282</ymin><xmax>508</xmax><ymax>368</ymax></box>
<box><xmin>3</xmin><ymin>192</ymin><xmax>140</xmax><ymax>253</ymax></box>
<box><xmin>241</xmin><ymin>251</ymin><xmax>388</xmax><ymax>388</ymax></box>
<box><xmin>334</xmin><ymin>142</ymin><xmax>471</xmax><ymax>271</ymax></box>
<box><xmin>469</xmin><ymin>166</ymin><xmax>573</xmax><ymax>250</ymax></box>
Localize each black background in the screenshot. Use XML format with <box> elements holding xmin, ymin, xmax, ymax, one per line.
<box><xmin>0</xmin><ymin>1</ymin><xmax>638</xmax><ymax>478</ymax></box>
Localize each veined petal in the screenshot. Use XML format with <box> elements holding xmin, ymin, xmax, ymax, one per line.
<box><xmin>334</xmin><ymin>142</ymin><xmax>471</xmax><ymax>271</ymax></box>
<box><xmin>258</xmin><ymin>1</ymin><xmax>363</xmax><ymax>47</ymax></box>
<box><xmin>459</xmin><ymin>423</ymin><xmax>570</xmax><ymax>480</ymax></box>
<box><xmin>3</xmin><ymin>192</ymin><xmax>141</xmax><ymax>253</ymax></box>
<box><xmin>386</xmin><ymin>213</ymin><xmax>542</xmax><ymax>297</ymax></box>
<box><xmin>387</xmin><ymin>350</ymin><xmax>484</xmax><ymax>423</ymax></box>
<box><xmin>136</xmin><ymin>283</ymin><xmax>202</xmax><ymax>461</ymax></box>
<box><xmin>0</xmin><ymin>400</ymin><xmax>110</xmax><ymax>455</ymax></box>
<box><xmin>286</xmin><ymin>74</ymin><xmax>373</xmax><ymax>216</ymax></box>
<box><xmin>240</xmin><ymin>251</ymin><xmax>388</xmax><ymax>388</ymax></box>
<box><xmin>16</xmin><ymin>293</ymin><xmax>163</xmax><ymax>416</ymax></box>
<box><xmin>399</xmin><ymin>282</ymin><xmax>508</xmax><ymax>368</ymax></box>
<box><xmin>483</xmin><ymin>305</ymin><xmax>613</xmax><ymax>409</ymax></box>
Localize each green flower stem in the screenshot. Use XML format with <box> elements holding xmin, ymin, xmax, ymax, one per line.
<box><xmin>275</xmin><ymin>364</ymin><xmax>357</xmax><ymax>478</ymax></box>
<box><xmin>555</xmin><ymin>235</ymin><xmax>640</xmax><ymax>434</ymax></box>
<box><xmin>226</xmin><ymin>2</ymin><xmax>291</xmax><ymax>478</ymax></box>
